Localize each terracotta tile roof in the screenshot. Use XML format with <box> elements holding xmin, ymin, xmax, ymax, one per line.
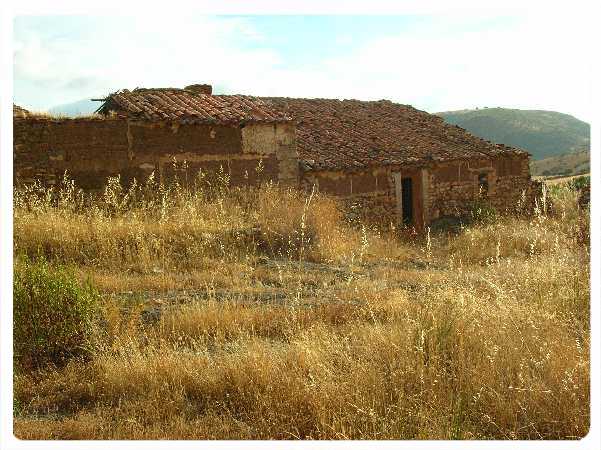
<box><xmin>262</xmin><ymin>97</ymin><xmax>528</xmax><ymax>171</ymax></box>
<box><xmin>97</xmin><ymin>87</ymin><xmax>528</xmax><ymax>170</ymax></box>
<box><xmin>97</xmin><ymin>88</ymin><xmax>292</xmax><ymax>125</ymax></box>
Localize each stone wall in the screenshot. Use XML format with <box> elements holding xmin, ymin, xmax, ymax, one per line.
<box><xmin>300</xmin><ymin>168</ymin><xmax>398</xmax><ymax>226</ymax></box>
<box><xmin>427</xmin><ymin>155</ymin><xmax>533</xmax><ymax>221</ymax></box>
<box><xmin>303</xmin><ymin>154</ymin><xmax>536</xmax><ymax>229</ymax></box>
<box><xmin>13</xmin><ymin>117</ymin><xmax>298</xmax><ymax>190</ymax></box>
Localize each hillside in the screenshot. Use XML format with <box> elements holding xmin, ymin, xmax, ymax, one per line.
<box><xmin>437</xmin><ymin>108</ymin><xmax>590</xmax><ymax>161</ymax></box>
<box><xmin>530</xmin><ymin>149</ymin><xmax>590</xmax><ymax>177</ymax></box>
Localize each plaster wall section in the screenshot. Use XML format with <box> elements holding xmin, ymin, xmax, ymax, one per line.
<box><xmin>242</xmin><ymin>122</ymin><xmax>299</xmax><ymax>186</ymax></box>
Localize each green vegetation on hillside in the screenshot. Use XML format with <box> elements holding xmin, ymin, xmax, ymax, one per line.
<box><xmin>437</xmin><ymin>108</ymin><xmax>590</xmax><ymax>162</ymax></box>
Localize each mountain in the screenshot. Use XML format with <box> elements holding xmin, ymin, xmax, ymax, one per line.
<box><xmin>436</xmin><ymin>108</ymin><xmax>590</xmax><ymax>161</ymax></box>
<box><xmin>48</xmin><ymin>98</ymin><xmax>100</xmax><ymax>116</ymax></box>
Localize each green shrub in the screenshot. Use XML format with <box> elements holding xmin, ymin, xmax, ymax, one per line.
<box><xmin>470</xmin><ymin>200</ymin><xmax>497</xmax><ymax>224</ymax></box>
<box><xmin>13</xmin><ymin>258</ymin><xmax>101</xmax><ymax>368</ymax></box>
<box><xmin>568</xmin><ymin>175</ymin><xmax>590</xmax><ymax>191</ymax></box>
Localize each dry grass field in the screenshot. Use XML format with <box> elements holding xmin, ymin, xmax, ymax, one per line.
<box><xmin>534</xmin><ymin>173</ymin><xmax>591</xmax><ymax>186</ymax></box>
<box><xmin>12</xmin><ymin>174</ymin><xmax>590</xmax><ymax>440</ymax></box>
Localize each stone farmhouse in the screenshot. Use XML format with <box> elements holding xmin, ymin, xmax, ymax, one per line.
<box><xmin>13</xmin><ymin>84</ymin><xmax>539</xmax><ymax>229</ymax></box>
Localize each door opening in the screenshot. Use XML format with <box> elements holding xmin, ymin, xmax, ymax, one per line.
<box><xmin>401</xmin><ymin>177</ymin><xmax>413</xmax><ymax>225</ymax></box>
<box><xmin>478</xmin><ymin>172</ymin><xmax>489</xmax><ymax>198</ymax></box>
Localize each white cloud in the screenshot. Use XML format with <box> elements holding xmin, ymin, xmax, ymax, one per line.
<box><xmin>259</xmin><ymin>13</ymin><xmax>592</xmax><ymax>120</ymax></box>
<box><xmin>14</xmin><ymin>12</ymin><xmax>592</xmax><ymax>121</ymax></box>
<box><xmin>13</xmin><ymin>15</ymin><xmax>282</xmax><ymax>108</ymax></box>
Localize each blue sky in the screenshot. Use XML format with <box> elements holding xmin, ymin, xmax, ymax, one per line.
<box><xmin>13</xmin><ymin>13</ymin><xmax>591</xmax><ymax>120</ymax></box>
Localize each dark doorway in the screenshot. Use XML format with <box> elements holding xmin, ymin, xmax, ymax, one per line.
<box><xmin>478</xmin><ymin>173</ymin><xmax>489</xmax><ymax>198</ymax></box>
<box><xmin>401</xmin><ymin>177</ymin><xmax>413</xmax><ymax>225</ymax></box>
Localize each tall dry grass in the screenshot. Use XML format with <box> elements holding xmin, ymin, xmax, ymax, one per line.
<box><xmin>14</xmin><ymin>174</ymin><xmax>388</xmax><ymax>273</ymax></box>
<box><xmin>13</xmin><ymin>176</ymin><xmax>589</xmax><ymax>440</ymax></box>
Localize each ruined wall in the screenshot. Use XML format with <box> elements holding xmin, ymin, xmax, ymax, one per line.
<box><xmin>492</xmin><ymin>155</ymin><xmax>538</xmax><ymax>211</ymax></box>
<box><xmin>241</xmin><ymin>122</ymin><xmax>298</xmax><ymax>186</ymax></box>
<box><xmin>127</xmin><ymin>121</ymin><xmax>277</xmax><ymax>186</ymax></box>
<box><xmin>14</xmin><ymin>117</ymin><xmax>298</xmax><ymax>189</ymax></box>
<box><xmin>14</xmin><ymin>117</ymin><xmax>130</xmax><ymax>188</ymax></box>
<box><xmin>427</xmin><ymin>154</ymin><xmax>533</xmax><ymax>221</ymax></box>
<box><xmin>14</xmin><ymin>114</ymin><xmax>534</xmax><ymax>229</ymax></box>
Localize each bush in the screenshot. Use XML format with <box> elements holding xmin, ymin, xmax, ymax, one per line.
<box><xmin>13</xmin><ymin>258</ymin><xmax>101</xmax><ymax>368</ymax></box>
<box><xmin>568</xmin><ymin>175</ymin><xmax>590</xmax><ymax>191</ymax></box>
<box><xmin>470</xmin><ymin>200</ymin><xmax>497</xmax><ymax>224</ymax></box>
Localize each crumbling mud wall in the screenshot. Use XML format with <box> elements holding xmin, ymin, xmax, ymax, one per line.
<box><xmin>124</xmin><ymin>121</ymin><xmax>278</xmax><ymax>187</ymax></box>
<box><xmin>13</xmin><ymin>116</ymin><xmax>130</xmax><ymax>188</ymax></box>
<box><xmin>13</xmin><ymin>117</ymin><xmax>298</xmax><ymax>190</ymax></box>
<box><xmin>14</xmin><ymin>113</ymin><xmax>535</xmax><ymax>230</ymax></box>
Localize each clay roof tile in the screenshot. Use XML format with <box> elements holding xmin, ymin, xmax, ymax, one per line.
<box><xmin>261</xmin><ymin>97</ymin><xmax>528</xmax><ymax>170</ymax></box>
<box><xmin>98</xmin><ymin>88</ymin><xmax>527</xmax><ymax>170</ymax></box>
<box><xmin>98</xmin><ymin>88</ymin><xmax>292</xmax><ymax>125</ymax></box>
